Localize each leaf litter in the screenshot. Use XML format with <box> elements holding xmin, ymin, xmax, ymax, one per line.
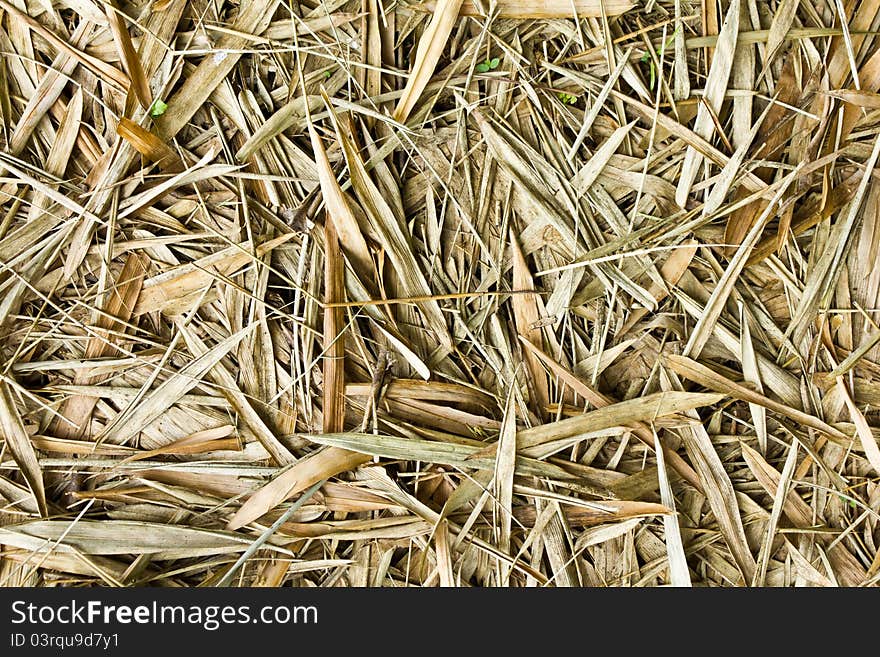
<box><xmin>1</xmin><ymin>0</ymin><xmax>879</xmax><ymax>588</ymax></box>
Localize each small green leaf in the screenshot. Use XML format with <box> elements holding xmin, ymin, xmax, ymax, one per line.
<box><xmin>489</xmin><ymin>57</ymin><xmax>500</xmax><ymax>69</ymax></box>
<box><xmin>324</xmin><ymin>70</ymin><xmax>332</xmax><ymax>79</ymax></box>
<box><xmin>558</xmin><ymin>92</ymin><xmax>577</xmax><ymax>105</ymax></box>
<box><xmin>149</xmin><ymin>99</ymin><xmax>168</xmax><ymax>118</ymax></box>
<box><xmin>476</xmin><ymin>62</ymin><xmax>490</xmax><ymax>73</ymax></box>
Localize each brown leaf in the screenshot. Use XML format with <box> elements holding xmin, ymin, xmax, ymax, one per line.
<box><xmin>105</xmin><ymin>0</ymin><xmax>151</xmax><ymax>110</ymax></box>
<box><xmin>393</xmin><ymin>0</ymin><xmax>465</xmax><ymax>123</ymax></box>
<box><xmin>227</xmin><ymin>448</ymin><xmax>371</xmax><ymax>530</ymax></box>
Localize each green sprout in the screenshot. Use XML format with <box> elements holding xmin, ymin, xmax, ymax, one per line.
<box><xmin>324</xmin><ymin>69</ymin><xmax>332</xmax><ymax>79</ymax></box>
<box><xmin>640</xmin><ymin>27</ymin><xmax>680</xmax><ymax>90</ymax></box>
<box><xmin>149</xmin><ymin>99</ymin><xmax>168</xmax><ymax>118</ymax></box>
<box><xmin>476</xmin><ymin>57</ymin><xmax>500</xmax><ymax>73</ymax></box>
<box><xmin>557</xmin><ymin>92</ymin><xmax>578</xmax><ymax>105</ymax></box>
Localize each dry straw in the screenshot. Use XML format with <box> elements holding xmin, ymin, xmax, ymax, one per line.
<box><xmin>1</xmin><ymin>0</ymin><xmax>879</xmax><ymax>588</ymax></box>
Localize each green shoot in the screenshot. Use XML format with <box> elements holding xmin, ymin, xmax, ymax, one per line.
<box><xmin>149</xmin><ymin>99</ymin><xmax>168</xmax><ymax>118</ymax></box>
<box><xmin>476</xmin><ymin>57</ymin><xmax>501</xmax><ymax>73</ymax></box>
<box><xmin>639</xmin><ymin>27</ymin><xmax>680</xmax><ymax>90</ymax></box>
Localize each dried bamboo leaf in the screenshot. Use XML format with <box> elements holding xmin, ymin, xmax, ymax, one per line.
<box><xmin>328</xmin><ymin>116</ymin><xmax>454</xmax><ymax>355</ymax></box>
<box><xmin>787</xmin><ymin>133</ymin><xmax>880</xmax><ymax>347</ymax></box>
<box><xmin>175</xmin><ymin>325</ymin><xmax>295</xmax><ymax>467</ymax></box>
<box><xmin>52</xmin><ymin>252</ymin><xmax>146</xmax><ymax>439</ymax></box>
<box><xmin>514</xmin><ymin>500</ymin><xmax>671</xmax><ymax>528</ymax></box>
<box><xmin>155</xmin><ymin>0</ymin><xmax>281</xmax><ymax>140</ymax></box>
<box><xmin>739</xmin><ymin>304</ymin><xmax>768</xmax><ymax>455</ymax></box>
<box><xmin>836</xmin><ymin>377</ymin><xmax>880</xmax><ymax>476</ymax></box>
<box><xmin>753</xmin><ymin>441</ymin><xmax>798</xmax><ymax>586</ymax></box>
<box><xmin>0</xmin><ymin>520</ymin><xmax>282</xmax><ymax>559</ymax></box>
<box><xmin>116</xmin><ymin>118</ymin><xmax>183</xmax><ymax>172</ymax></box>
<box><xmin>664</xmin><ymin>355</ymin><xmax>851</xmax><ymax>445</ymax></box>
<box><xmin>453</xmin><ymin>0</ymin><xmax>633</xmax><ymax>17</ymax></box>
<box><xmin>393</xmin><ymin>0</ymin><xmax>465</xmax><ymax>123</ymax></box>
<box><xmin>675</xmin><ymin>0</ymin><xmax>740</xmax><ymax>206</ymax></box>
<box><xmin>309</xmin><ymin>102</ymin><xmax>374</xmax><ymax>282</ymax></box>
<box><xmin>45</xmin><ymin>88</ymin><xmax>82</xmax><ymax>178</ymax></box>
<box><xmin>573</xmin><ymin>517</ymin><xmax>643</xmax><ymax>552</ymax></box>
<box><xmin>654</xmin><ymin>430</ymin><xmax>690</xmax><ymax>586</ymax></box>
<box><xmin>495</xmin><ymin>393</ymin><xmax>517</xmax><ymax>564</ymax></box>
<box><xmin>96</xmin><ymin>326</ymin><xmax>255</xmax><ymax>445</ymax></box>
<box><xmin>682</xmin><ymin>157</ymin><xmax>803</xmax><ymax>360</ymax></box>
<box><xmin>518</xmin><ymin>338</ymin><xmax>704</xmax><ymax>491</ymax></box>
<box><xmin>741</xmin><ymin>443</ymin><xmax>867</xmax><ymax>586</ymax></box>
<box><xmin>322</xmin><ymin>200</ymin><xmax>347</xmax><ymax>434</ymax></box>
<box><xmin>764</xmin><ymin>0</ymin><xmax>799</xmax><ymax>65</ymax></box>
<box><xmin>0</xmin><ymin>1</ymin><xmax>128</xmax><ymax>89</ymax></box>
<box><xmin>227</xmin><ymin>448</ymin><xmax>371</xmax><ymax>530</ymax></box>
<box><xmin>308</xmin><ymin>432</ymin><xmax>575</xmax><ymax>481</ymax></box>
<box><xmin>0</xmin><ymin>379</ymin><xmax>47</xmax><ymax>517</ymax></box>
<box><xmin>2</xmin><ymin>0</ymin><xmax>873</xmax><ymax>591</ymax></box>
<box><xmin>660</xmin><ymin>369</ymin><xmax>756</xmax><ymax>584</ymax></box>
<box><xmin>826</xmin><ymin>89</ymin><xmax>880</xmax><ymax>108</ymax></box>
<box><xmin>518</xmin><ymin>390</ymin><xmax>724</xmax><ymax>451</ymax></box>
<box><xmin>105</xmin><ymin>0</ymin><xmax>150</xmax><ymax>109</ymax></box>
<box><xmin>510</xmin><ymin>232</ymin><xmax>550</xmax><ymax>417</ymax></box>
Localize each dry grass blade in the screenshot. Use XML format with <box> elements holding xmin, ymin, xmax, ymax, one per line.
<box><xmin>104</xmin><ymin>0</ymin><xmax>150</xmax><ymax>109</ymax></box>
<box><xmin>96</xmin><ymin>326</ymin><xmax>254</xmax><ymax>445</ymax></box>
<box><xmin>660</xmin><ymin>369</ymin><xmax>756</xmax><ymax>584</ymax></box>
<box><xmin>836</xmin><ymin>377</ymin><xmax>880</xmax><ymax>476</ymax></box>
<box><xmin>665</xmin><ymin>355</ymin><xmax>851</xmax><ymax>445</ymax></box>
<box><xmin>0</xmin><ymin>380</ymin><xmax>47</xmax><ymax>517</ymax></box>
<box><xmin>654</xmin><ymin>430</ymin><xmax>690</xmax><ymax>586</ymax></box>
<box><xmin>393</xmin><ymin>0</ymin><xmax>464</xmax><ymax>123</ymax></box>
<box><xmin>0</xmin><ymin>520</ymin><xmax>282</xmax><ymax>559</ymax></box>
<box><xmin>675</xmin><ymin>0</ymin><xmax>740</xmax><ymax>206</ymax></box>
<box><xmin>227</xmin><ymin>449</ymin><xmax>371</xmax><ymax>531</ymax></box>
<box><xmin>454</xmin><ymin>0</ymin><xmax>633</xmax><ymax>17</ymax></box>
<box><xmin>740</xmin><ymin>443</ymin><xmax>867</xmax><ymax>586</ymax></box>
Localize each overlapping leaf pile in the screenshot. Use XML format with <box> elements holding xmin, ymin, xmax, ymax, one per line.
<box><xmin>1</xmin><ymin>0</ymin><xmax>879</xmax><ymax>587</ymax></box>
